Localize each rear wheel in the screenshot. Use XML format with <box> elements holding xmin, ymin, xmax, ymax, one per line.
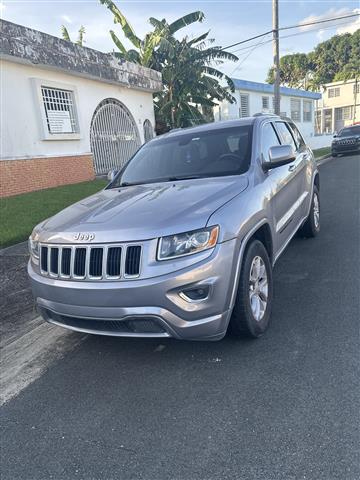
<box><xmin>299</xmin><ymin>185</ymin><xmax>320</xmax><ymax>238</ymax></box>
<box><xmin>229</xmin><ymin>240</ymin><xmax>273</xmax><ymax>338</ymax></box>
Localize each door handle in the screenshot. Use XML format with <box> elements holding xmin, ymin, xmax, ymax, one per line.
<box><xmin>288</xmin><ymin>165</ymin><xmax>296</xmax><ymax>172</ymax></box>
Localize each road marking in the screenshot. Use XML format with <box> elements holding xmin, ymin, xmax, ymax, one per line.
<box><xmin>0</xmin><ymin>318</ymin><xmax>86</xmax><ymax>406</ymax></box>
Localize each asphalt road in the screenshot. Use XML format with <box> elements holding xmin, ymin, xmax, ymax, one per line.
<box><xmin>1</xmin><ymin>154</ymin><xmax>359</xmax><ymax>480</ymax></box>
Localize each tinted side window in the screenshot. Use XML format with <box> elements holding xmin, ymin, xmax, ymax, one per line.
<box><xmin>288</xmin><ymin>122</ymin><xmax>305</xmax><ymax>150</ymax></box>
<box><xmin>275</xmin><ymin>122</ymin><xmax>297</xmax><ymax>151</ymax></box>
<box><xmin>261</xmin><ymin>122</ymin><xmax>280</xmax><ymax>162</ymax></box>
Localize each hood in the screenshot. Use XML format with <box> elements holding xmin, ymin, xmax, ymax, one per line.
<box><xmin>40</xmin><ymin>176</ymin><xmax>248</xmax><ymax>243</ymax></box>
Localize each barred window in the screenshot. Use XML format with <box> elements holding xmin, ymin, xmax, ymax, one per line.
<box><xmin>328</xmin><ymin>87</ymin><xmax>340</xmax><ymax>98</ymax></box>
<box><xmin>262</xmin><ymin>96</ymin><xmax>269</xmax><ymax>110</ymax></box>
<box><xmin>303</xmin><ymin>100</ymin><xmax>312</xmax><ymax>122</ymax></box>
<box><xmin>353</xmin><ymin>83</ymin><xmax>360</xmax><ymax>94</ymax></box>
<box><xmin>239</xmin><ymin>94</ymin><xmax>249</xmax><ymax>117</ymax></box>
<box><xmin>290</xmin><ymin>99</ymin><xmax>301</xmax><ymax>122</ymax></box>
<box><xmin>335</xmin><ymin>106</ymin><xmax>353</xmax><ymax>121</ymax></box>
<box><xmin>41</xmin><ymin>86</ymin><xmax>78</xmax><ymax>134</ymax></box>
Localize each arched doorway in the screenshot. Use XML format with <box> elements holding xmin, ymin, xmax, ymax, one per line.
<box><xmin>90</xmin><ymin>98</ymin><xmax>141</xmax><ymax>174</ymax></box>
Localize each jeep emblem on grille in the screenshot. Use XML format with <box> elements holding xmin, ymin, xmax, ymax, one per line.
<box><xmin>73</xmin><ymin>232</ymin><xmax>95</xmax><ymax>241</ymax></box>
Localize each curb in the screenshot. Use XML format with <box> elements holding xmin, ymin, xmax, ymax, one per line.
<box><xmin>0</xmin><ymin>241</ymin><xmax>28</xmax><ymax>256</ymax></box>
<box><xmin>316</xmin><ymin>154</ymin><xmax>333</xmax><ymax>166</ymax></box>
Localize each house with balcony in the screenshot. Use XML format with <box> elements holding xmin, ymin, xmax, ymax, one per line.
<box><xmin>214</xmin><ymin>78</ymin><xmax>321</xmax><ymax>148</ymax></box>
<box><xmin>315</xmin><ymin>78</ymin><xmax>360</xmax><ymax>134</ymax></box>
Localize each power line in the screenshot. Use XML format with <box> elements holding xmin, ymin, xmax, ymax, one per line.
<box><xmin>230</xmin><ymin>33</ymin><xmax>273</xmax><ymax>76</ymax></box>
<box><xmin>229</xmin><ymin>19</ymin><xmax>356</xmax><ymax>55</ymax></box>
<box><xmin>279</xmin><ymin>12</ymin><xmax>359</xmax><ymax>31</ymax></box>
<box><xmin>221</xmin><ymin>12</ymin><xmax>359</xmax><ymax>50</ymax></box>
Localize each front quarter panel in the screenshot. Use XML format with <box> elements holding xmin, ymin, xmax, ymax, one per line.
<box><xmin>207</xmin><ymin>174</ymin><xmax>275</xmax><ymax>246</ymax></box>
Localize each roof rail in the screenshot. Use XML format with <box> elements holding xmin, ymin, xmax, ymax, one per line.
<box><xmin>253</xmin><ymin>112</ymin><xmax>278</xmax><ymax>117</ymax></box>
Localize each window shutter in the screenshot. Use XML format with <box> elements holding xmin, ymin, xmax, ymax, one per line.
<box><xmin>239</xmin><ymin>94</ymin><xmax>249</xmax><ymax>117</ymax></box>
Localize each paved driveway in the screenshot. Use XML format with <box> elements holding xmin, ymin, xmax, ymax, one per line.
<box><xmin>1</xmin><ymin>154</ymin><xmax>359</xmax><ymax>480</ymax></box>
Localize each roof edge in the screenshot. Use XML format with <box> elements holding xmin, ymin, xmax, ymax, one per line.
<box><xmin>0</xmin><ymin>19</ymin><xmax>162</xmax><ymax>93</ymax></box>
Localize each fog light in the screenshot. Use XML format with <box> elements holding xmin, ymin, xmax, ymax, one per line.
<box><xmin>180</xmin><ymin>286</ymin><xmax>210</xmax><ymax>302</ymax></box>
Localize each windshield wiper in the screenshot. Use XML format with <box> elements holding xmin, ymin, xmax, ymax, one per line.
<box><xmin>117</xmin><ymin>176</ymin><xmax>202</xmax><ymax>187</ymax></box>
<box><xmin>166</xmin><ymin>175</ymin><xmax>202</xmax><ymax>181</ymax></box>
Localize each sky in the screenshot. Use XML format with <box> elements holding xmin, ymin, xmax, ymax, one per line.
<box><xmin>1</xmin><ymin>0</ymin><xmax>359</xmax><ymax>82</ymax></box>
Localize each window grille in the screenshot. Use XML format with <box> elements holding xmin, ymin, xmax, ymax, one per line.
<box><xmin>290</xmin><ymin>99</ymin><xmax>301</xmax><ymax>122</ymax></box>
<box><xmin>335</xmin><ymin>106</ymin><xmax>353</xmax><ymax>121</ymax></box>
<box><xmin>143</xmin><ymin>119</ymin><xmax>154</xmax><ymax>143</ymax></box>
<box><xmin>303</xmin><ymin>100</ymin><xmax>312</xmax><ymax>122</ymax></box>
<box><xmin>41</xmin><ymin>86</ymin><xmax>78</xmax><ymax>134</ymax></box>
<box><xmin>328</xmin><ymin>87</ymin><xmax>340</xmax><ymax>98</ymax></box>
<box><xmin>239</xmin><ymin>94</ymin><xmax>249</xmax><ymax>117</ymax></box>
<box><xmin>353</xmin><ymin>83</ymin><xmax>360</xmax><ymax>94</ymax></box>
<box><xmin>262</xmin><ymin>96</ymin><xmax>269</xmax><ymax>110</ymax></box>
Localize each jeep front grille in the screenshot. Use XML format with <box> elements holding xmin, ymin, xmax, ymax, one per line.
<box><xmin>338</xmin><ymin>138</ymin><xmax>356</xmax><ymax>145</ymax></box>
<box><xmin>39</xmin><ymin>243</ymin><xmax>142</xmax><ymax>280</ymax></box>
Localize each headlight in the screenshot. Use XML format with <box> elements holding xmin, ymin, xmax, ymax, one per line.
<box><xmin>157</xmin><ymin>226</ymin><xmax>219</xmax><ymax>261</ymax></box>
<box><xmin>28</xmin><ymin>229</ymin><xmax>40</xmax><ymax>259</ymax></box>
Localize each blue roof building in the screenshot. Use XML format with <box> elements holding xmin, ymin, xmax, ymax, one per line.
<box><xmin>214</xmin><ymin>77</ymin><xmax>322</xmax><ymax>145</ymax></box>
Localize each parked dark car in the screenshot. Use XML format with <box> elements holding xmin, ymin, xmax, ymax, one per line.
<box><xmin>331</xmin><ymin>125</ymin><xmax>360</xmax><ymax>156</ymax></box>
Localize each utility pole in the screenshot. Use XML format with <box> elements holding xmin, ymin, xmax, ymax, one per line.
<box><xmin>273</xmin><ymin>0</ymin><xmax>280</xmax><ymax>115</ymax></box>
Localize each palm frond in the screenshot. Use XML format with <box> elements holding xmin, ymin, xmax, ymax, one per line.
<box><xmin>61</xmin><ymin>25</ymin><xmax>71</xmax><ymax>42</ymax></box>
<box><xmin>76</xmin><ymin>25</ymin><xmax>85</xmax><ymax>46</ymax></box>
<box><xmin>148</xmin><ymin>17</ymin><xmax>166</xmax><ymax>30</ymax></box>
<box><xmin>187</xmin><ymin>31</ymin><xmax>209</xmax><ymax>47</ymax></box>
<box><xmin>99</xmin><ymin>0</ymin><xmax>141</xmax><ymax>48</ymax></box>
<box><xmin>110</xmin><ymin>30</ymin><xmax>128</xmax><ymax>54</ymax></box>
<box><xmin>168</xmin><ymin>11</ymin><xmax>205</xmax><ymax>34</ymax></box>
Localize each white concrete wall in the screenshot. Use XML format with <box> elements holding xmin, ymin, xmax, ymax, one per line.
<box><xmin>307</xmin><ymin>134</ymin><xmax>333</xmax><ymax>150</ymax></box>
<box><xmin>215</xmin><ymin>89</ymin><xmax>317</xmax><ymax>143</ymax></box>
<box><xmin>0</xmin><ymin>59</ymin><xmax>156</xmax><ymax>160</ymax></box>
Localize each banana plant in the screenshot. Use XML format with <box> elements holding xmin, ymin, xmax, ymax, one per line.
<box><xmin>61</xmin><ymin>25</ymin><xmax>86</xmax><ymax>46</ymax></box>
<box><xmin>100</xmin><ymin>0</ymin><xmax>204</xmax><ymax>67</ymax></box>
<box><xmin>99</xmin><ymin>0</ymin><xmax>238</xmax><ymax>128</ymax></box>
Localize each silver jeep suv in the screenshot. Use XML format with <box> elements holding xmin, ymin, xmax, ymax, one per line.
<box><xmin>28</xmin><ymin>115</ymin><xmax>320</xmax><ymax>340</ymax></box>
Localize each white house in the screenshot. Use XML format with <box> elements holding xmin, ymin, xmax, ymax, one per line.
<box><xmin>214</xmin><ymin>78</ymin><xmax>322</xmax><ymax>148</ymax></box>
<box><xmin>0</xmin><ymin>20</ymin><xmax>162</xmax><ymax>198</ymax></box>
<box><xmin>315</xmin><ymin>78</ymin><xmax>360</xmax><ymax>134</ymax></box>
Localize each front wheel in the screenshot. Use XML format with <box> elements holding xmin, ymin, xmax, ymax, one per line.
<box><xmin>299</xmin><ymin>186</ymin><xmax>320</xmax><ymax>238</ymax></box>
<box><xmin>229</xmin><ymin>240</ymin><xmax>273</xmax><ymax>338</ymax></box>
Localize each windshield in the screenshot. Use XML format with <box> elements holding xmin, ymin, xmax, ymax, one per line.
<box><xmin>339</xmin><ymin>126</ymin><xmax>360</xmax><ymax>136</ymax></box>
<box><xmin>109</xmin><ymin>125</ymin><xmax>253</xmax><ymax>188</ymax></box>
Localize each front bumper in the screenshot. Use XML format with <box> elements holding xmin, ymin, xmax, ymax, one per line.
<box><xmin>331</xmin><ymin>142</ymin><xmax>360</xmax><ymax>154</ymax></box>
<box><xmin>28</xmin><ymin>239</ymin><xmax>240</xmax><ymax>341</ymax></box>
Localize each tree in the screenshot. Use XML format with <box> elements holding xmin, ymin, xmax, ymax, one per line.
<box><xmin>99</xmin><ymin>0</ymin><xmax>238</xmax><ymax>128</ymax></box>
<box><xmin>266</xmin><ymin>29</ymin><xmax>360</xmax><ymax>89</ymax></box>
<box><xmin>266</xmin><ymin>53</ymin><xmax>310</xmax><ymax>89</ymax></box>
<box><xmin>61</xmin><ymin>25</ymin><xmax>86</xmax><ymax>46</ymax></box>
<box><xmin>100</xmin><ymin>0</ymin><xmax>204</xmax><ymax>67</ymax></box>
<box><xmin>154</xmin><ymin>35</ymin><xmax>237</xmax><ymax>128</ymax></box>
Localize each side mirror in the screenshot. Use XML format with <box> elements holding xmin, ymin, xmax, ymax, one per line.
<box><xmin>263</xmin><ymin>145</ymin><xmax>296</xmax><ymax>171</ymax></box>
<box><xmin>107</xmin><ymin>169</ymin><xmax>119</xmax><ymax>182</ymax></box>
<box><xmin>333</xmin><ymin>134</ymin><xmax>337</xmax><ymax>138</ymax></box>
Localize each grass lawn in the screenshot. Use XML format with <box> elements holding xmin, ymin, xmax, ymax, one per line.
<box><xmin>313</xmin><ymin>147</ymin><xmax>331</xmax><ymax>159</ymax></box>
<box><xmin>1</xmin><ymin>179</ymin><xmax>107</xmax><ymax>248</ymax></box>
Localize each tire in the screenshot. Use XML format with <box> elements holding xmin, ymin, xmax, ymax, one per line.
<box><xmin>229</xmin><ymin>240</ymin><xmax>273</xmax><ymax>338</ymax></box>
<box><xmin>299</xmin><ymin>185</ymin><xmax>320</xmax><ymax>238</ymax></box>
<box><xmin>332</xmin><ymin>152</ymin><xmax>338</xmax><ymax>157</ymax></box>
